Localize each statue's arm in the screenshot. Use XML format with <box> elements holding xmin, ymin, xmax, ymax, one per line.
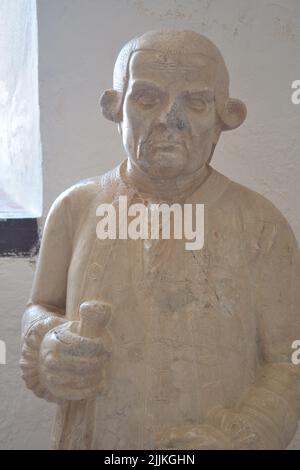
<box><xmin>206</xmin><ymin>364</ymin><xmax>300</xmax><ymax>449</ymax></box>
<box><xmin>157</xmin><ymin>217</ymin><xmax>300</xmax><ymax>450</ymax></box>
<box><xmin>20</xmin><ymin>193</ymin><xmax>73</xmax><ymax>401</ymax></box>
<box><xmin>207</xmin><ymin>218</ymin><xmax>300</xmax><ymax>449</ymax></box>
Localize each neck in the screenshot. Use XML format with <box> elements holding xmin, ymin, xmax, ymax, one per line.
<box><xmin>121</xmin><ymin>158</ymin><xmax>212</xmax><ymax>203</ymax></box>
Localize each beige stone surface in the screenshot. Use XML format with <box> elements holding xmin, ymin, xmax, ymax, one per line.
<box><xmin>20</xmin><ymin>30</ymin><xmax>300</xmax><ymax>450</ymax></box>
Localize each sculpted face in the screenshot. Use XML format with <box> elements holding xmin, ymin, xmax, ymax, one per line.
<box><xmin>120</xmin><ymin>50</ymin><xmax>221</xmax><ymax>179</ymax></box>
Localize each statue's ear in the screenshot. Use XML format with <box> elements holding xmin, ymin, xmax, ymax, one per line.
<box><xmin>100</xmin><ymin>89</ymin><xmax>123</xmax><ymax>122</ymax></box>
<box><xmin>219</xmin><ymin>98</ymin><xmax>247</xmax><ymax>131</ymax></box>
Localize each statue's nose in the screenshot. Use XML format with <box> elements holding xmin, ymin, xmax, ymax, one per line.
<box><xmin>159</xmin><ymin>101</ymin><xmax>187</xmax><ymax>130</ymax></box>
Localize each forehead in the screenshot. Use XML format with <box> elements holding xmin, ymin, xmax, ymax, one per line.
<box><xmin>128</xmin><ymin>50</ymin><xmax>217</xmax><ymax>89</ymax></box>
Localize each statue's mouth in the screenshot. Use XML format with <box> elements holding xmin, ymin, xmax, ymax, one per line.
<box><xmin>150</xmin><ymin>140</ymin><xmax>185</xmax><ymax>150</ymax></box>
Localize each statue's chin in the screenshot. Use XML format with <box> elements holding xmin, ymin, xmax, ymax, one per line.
<box><xmin>138</xmin><ymin>150</ymin><xmax>187</xmax><ymax>179</ymax></box>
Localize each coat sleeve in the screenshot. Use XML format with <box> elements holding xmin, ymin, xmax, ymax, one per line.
<box><xmin>30</xmin><ymin>192</ymin><xmax>73</xmax><ymax>311</ymax></box>
<box><xmin>20</xmin><ymin>191</ymin><xmax>74</xmax><ymax>401</ymax></box>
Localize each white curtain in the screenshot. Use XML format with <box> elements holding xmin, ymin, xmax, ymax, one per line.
<box><xmin>0</xmin><ymin>0</ymin><xmax>42</xmax><ymax>218</ymax></box>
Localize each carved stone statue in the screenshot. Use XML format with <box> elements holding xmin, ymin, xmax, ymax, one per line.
<box><xmin>20</xmin><ymin>30</ymin><xmax>300</xmax><ymax>450</ymax></box>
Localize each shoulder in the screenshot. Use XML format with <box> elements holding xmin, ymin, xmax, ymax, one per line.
<box><xmin>227</xmin><ymin>180</ymin><xmax>286</xmax><ymax>224</ymax></box>
<box><xmin>44</xmin><ymin>165</ymin><xmax>122</xmax><ymax>232</ymax></box>
<box><xmin>49</xmin><ymin>165</ymin><xmax>121</xmax><ymax>214</ymax></box>
<box><xmin>220</xmin><ymin>177</ymin><xmax>298</xmax><ymax>253</ymax></box>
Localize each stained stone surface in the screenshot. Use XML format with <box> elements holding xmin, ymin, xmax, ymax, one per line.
<box><xmin>20</xmin><ymin>30</ymin><xmax>300</xmax><ymax>450</ymax></box>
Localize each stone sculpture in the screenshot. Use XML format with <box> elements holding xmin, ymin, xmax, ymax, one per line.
<box><xmin>20</xmin><ymin>30</ymin><xmax>300</xmax><ymax>450</ymax></box>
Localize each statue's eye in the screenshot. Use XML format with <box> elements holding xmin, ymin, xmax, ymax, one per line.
<box><xmin>134</xmin><ymin>92</ymin><xmax>159</xmax><ymax>107</ymax></box>
<box><xmin>187</xmin><ymin>96</ymin><xmax>207</xmax><ymax>112</ymax></box>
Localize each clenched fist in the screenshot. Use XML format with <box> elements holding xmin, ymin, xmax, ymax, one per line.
<box><xmin>39</xmin><ymin>302</ymin><xmax>112</xmax><ymax>402</ymax></box>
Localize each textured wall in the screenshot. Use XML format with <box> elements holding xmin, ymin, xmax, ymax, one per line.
<box><xmin>0</xmin><ymin>0</ymin><xmax>299</xmax><ymax>449</ymax></box>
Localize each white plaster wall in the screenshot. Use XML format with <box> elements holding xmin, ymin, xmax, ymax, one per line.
<box><xmin>0</xmin><ymin>0</ymin><xmax>299</xmax><ymax>449</ymax></box>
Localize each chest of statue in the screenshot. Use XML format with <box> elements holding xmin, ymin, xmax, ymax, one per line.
<box><xmin>65</xmin><ymin>213</ymin><xmax>258</xmax><ymax>449</ymax></box>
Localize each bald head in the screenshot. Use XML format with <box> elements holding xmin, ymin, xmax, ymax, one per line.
<box><xmin>114</xmin><ymin>30</ymin><xmax>228</xmax><ymax>91</ymax></box>
<box><xmin>100</xmin><ymin>30</ymin><xmax>247</xmax><ymax>177</ymax></box>
<box><xmin>103</xmin><ymin>30</ymin><xmax>246</xmax><ymax>131</ymax></box>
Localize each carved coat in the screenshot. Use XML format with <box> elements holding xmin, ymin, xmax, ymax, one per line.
<box><xmin>29</xmin><ymin>161</ymin><xmax>300</xmax><ymax>449</ymax></box>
